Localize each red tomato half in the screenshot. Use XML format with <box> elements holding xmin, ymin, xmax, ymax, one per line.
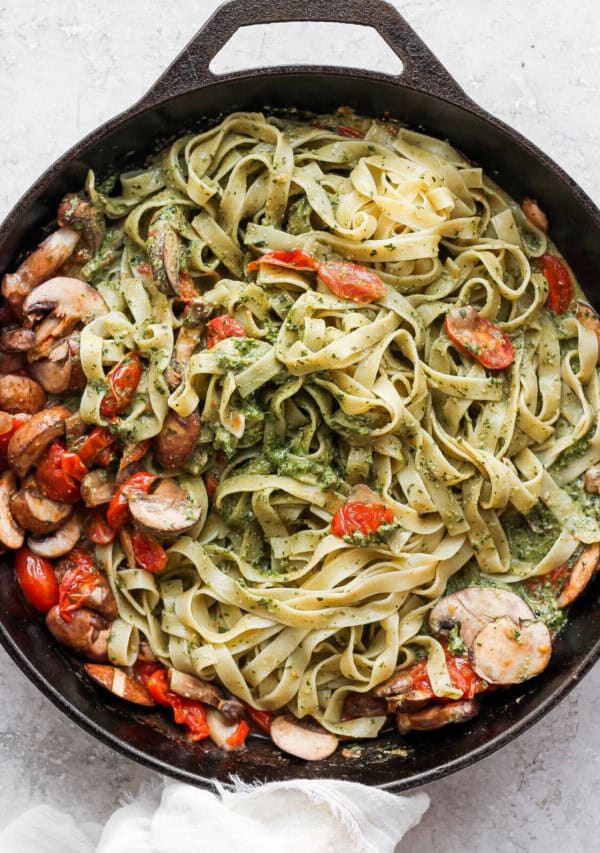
<box><xmin>36</xmin><ymin>443</ymin><xmax>82</xmax><ymax>503</ymax></box>
<box><xmin>539</xmin><ymin>253</ymin><xmax>574</xmax><ymax>315</ymax></box>
<box><xmin>246</xmin><ymin>249</ymin><xmax>320</xmax><ymax>274</ymax></box>
<box><xmin>206</xmin><ymin>315</ymin><xmax>246</xmax><ymax>349</ymax></box>
<box><xmin>170</xmin><ymin>695</ymin><xmax>210</xmax><ymax>742</ymax></box>
<box><xmin>58</xmin><ymin>548</ymin><xmax>101</xmax><ymax>622</ymax></box>
<box><xmin>106</xmin><ymin>471</ymin><xmax>157</xmax><ymax>529</ymax></box>
<box><xmin>444</xmin><ymin>306</ymin><xmax>514</xmax><ymax>370</ymax></box>
<box><xmin>131</xmin><ymin>529</ymin><xmax>167</xmax><ymax>573</ymax></box>
<box><xmin>318</xmin><ymin>261</ymin><xmax>386</xmax><ymax>304</ymax></box>
<box><xmin>77</xmin><ymin>427</ymin><xmax>114</xmax><ymax>467</ymax></box>
<box><xmin>146</xmin><ymin>668</ymin><xmax>172</xmax><ymax>706</ymax></box>
<box><xmin>14</xmin><ymin>548</ymin><xmax>58</xmax><ymax>612</ymax></box>
<box><xmin>0</xmin><ymin>413</ymin><xmax>28</xmax><ymax>470</ymax></box>
<box><xmin>100</xmin><ymin>352</ymin><xmax>143</xmax><ymax>418</ymax></box>
<box><xmin>87</xmin><ymin>511</ymin><xmax>117</xmax><ymax>545</ymax></box>
<box><xmin>118</xmin><ymin>439</ymin><xmax>150</xmax><ymax>472</ymax></box>
<box><xmin>226</xmin><ymin>719</ymin><xmax>250</xmax><ymax>747</ymax></box>
<box><xmin>331</xmin><ymin>501</ymin><xmax>394</xmax><ymax>538</ymax></box>
<box><xmin>243</xmin><ymin>703</ymin><xmax>274</xmax><ymax>734</ymax></box>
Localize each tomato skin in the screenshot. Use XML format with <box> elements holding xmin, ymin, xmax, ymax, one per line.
<box><xmin>100</xmin><ymin>352</ymin><xmax>143</xmax><ymax>418</ymax></box>
<box><xmin>58</xmin><ymin>548</ymin><xmax>101</xmax><ymax>622</ymax></box>
<box><xmin>206</xmin><ymin>315</ymin><xmax>246</xmax><ymax>349</ymax></box>
<box><xmin>146</xmin><ymin>668</ymin><xmax>172</xmax><ymax>706</ymax></box>
<box><xmin>118</xmin><ymin>439</ymin><xmax>150</xmax><ymax>472</ymax></box>
<box><xmin>87</xmin><ymin>511</ymin><xmax>117</xmax><ymax>545</ymax></box>
<box><xmin>226</xmin><ymin>719</ymin><xmax>250</xmax><ymax>747</ymax></box>
<box><xmin>36</xmin><ymin>442</ymin><xmax>82</xmax><ymax>503</ymax></box>
<box><xmin>444</xmin><ymin>306</ymin><xmax>514</xmax><ymax>370</ymax></box>
<box><xmin>318</xmin><ymin>261</ymin><xmax>386</xmax><ymax>304</ymax></box>
<box><xmin>410</xmin><ymin>650</ymin><xmax>482</xmax><ymax>701</ymax></box>
<box><xmin>539</xmin><ymin>253</ymin><xmax>574</xmax><ymax>315</ymax></box>
<box><xmin>243</xmin><ymin>703</ymin><xmax>274</xmax><ymax>734</ymax></box>
<box><xmin>131</xmin><ymin>529</ymin><xmax>168</xmax><ymax>573</ymax></box>
<box><xmin>61</xmin><ymin>452</ymin><xmax>88</xmax><ymax>487</ymax></box>
<box><xmin>145</xmin><ymin>668</ymin><xmax>210</xmax><ymax>741</ymax></box>
<box><xmin>331</xmin><ymin>501</ymin><xmax>394</xmax><ymax>538</ymax></box>
<box><xmin>0</xmin><ymin>413</ymin><xmax>29</xmax><ymax>470</ymax></box>
<box><xmin>246</xmin><ymin>249</ymin><xmax>319</xmax><ymax>274</ymax></box>
<box><xmin>14</xmin><ymin>548</ymin><xmax>58</xmax><ymax>612</ymax></box>
<box><xmin>204</xmin><ymin>471</ymin><xmax>220</xmax><ymax>500</ymax></box>
<box><xmin>106</xmin><ymin>471</ymin><xmax>157</xmax><ymax>529</ymax></box>
<box><xmin>77</xmin><ymin>427</ymin><xmax>114</xmax><ymax>467</ymax></box>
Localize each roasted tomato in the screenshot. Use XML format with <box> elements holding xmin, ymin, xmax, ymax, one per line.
<box><xmin>318</xmin><ymin>261</ymin><xmax>386</xmax><ymax>304</ymax></box>
<box><xmin>206</xmin><ymin>315</ymin><xmax>246</xmax><ymax>349</ymax></box>
<box><xmin>76</xmin><ymin>426</ymin><xmax>115</xmax><ymax>467</ymax></box>
<box><xmin>131</xmin><ymin>529</ymin><xmax>168</xmax><ymax>573</ymax></box>
<box><xmin>539</xmin><ymin>253</ymin><xmax>574</xmax><ymax>315</ymax></box>
<box><xmin>243</xmin><ymin>703</ymin><xmax>274</xmax><ymax>734</ymax></box>
<box><xmin>36</xmin><ymin>442</ymin><xmax>87</xmax><ymax>503</ymax></box>
<box><xmin>100</xmin><ymin>352</ymin><xmax>143</xmax><ymax>418</ymax></box>
<box><xmin>118</xmin><ymin>439</ymin><xmax>151</xmax><ymax>472</ymax></box>
<box><xmin>106</xmin><ymin>471</ymin><xmax>157</xmax><ymax>529</ymax></box>
<box><xmin>0</xmin><ymin>413</ymin><xmax>28</xmax><ymax>470</ymax></box>
<box><xmin>331</xmin><ymin>500</ymin><xmax>394</xmax><ymax>538</ymax></box>
<box><xmin>145</xmin><ymin>668</ymin><xmax>210</xmax><ymax>741</ymax></box>
<box><xmin>246</xmin><ymin>249</ymin><xmax>319</xmax><ymax>274</ymax></box>
<box><xmin>58</xmin><ymin>548</ymin><xmax>101</xmax><ymax>622</ymax></box>
<box><xmin>444</xmin><ymin>306</ymin><xmax>514</xmax><ymax>370</ymax></box>
<box><xmin>87</xmin><ymin>510</ymin><xmax>117</xmax><ymax>545</ymax></box>
<box><xmin>410</xmin><ymin>650</ymin><xmax>483</xmax><ymax>701</ymax></box>
<box><xmin>14</xmin><ymin>547</ymin><xmax>58</xmax><ymax>612</ymax></box>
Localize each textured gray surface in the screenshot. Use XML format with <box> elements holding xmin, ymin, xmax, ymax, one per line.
<box><xmin>1</xmin><ymin>0</ymin><xmax>600</xmax><ymax>849</ymax></box>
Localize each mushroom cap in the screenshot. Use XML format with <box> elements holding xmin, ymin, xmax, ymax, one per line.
<box><xmin>46</xmin><ymin>605</ymin><xmax>110</xmax><ymax>662</ymax></box>
<box><xmin>0</xmin><ymin>470</ymin><xmax>25</xmax><ymax>549</ymax></box>
<box><xmin>27</xmin><ymin>512</ymin><xmax>82</xmax><ymax>559</ymax></box>
<box><xmin>23</xmin><ymin>276</ymin><xmax>107</xmax><ymax>324</ymax></box>
<box><xmin>470</xmin><ymin>616</ymin><xmax>552</xmax><ymax>684</ymax></box>
<box><xmin>7</xmin><ymin>404</ymin><xmax>71</xmax><ymax>477</ymax></box>
<box><xmin>0</xmin><ymin>374</ymin><xmax>46</xmax><ymax>414</ymax></box>
<box><xmin>9</xmin><ymin>478</ymin><xmax>72</xmax><ymax>535</ymax></box>
<box><xmin>128</xmin><ymin>478</ymin><xmax>201</xmax><ymax>538</ymax></box>
<box><xmin>429</xmin><ymin>586</ymin><xmax>534</xmax><ymax>648</ymax></box>
<box><xmin>269</xmin><ymin>715</ymin><xmax>339</xmax><ymax>761</ymax></box>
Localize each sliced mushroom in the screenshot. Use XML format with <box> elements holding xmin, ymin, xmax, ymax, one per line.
<box><xmin>374</xmin><ymin>668</ymin><xmax>415</xmax><ymax>699</ymax></box>
<box><xmin>470</xmin><ymin>616</ymin><xmax>551</xmax><ymax>684</ymax></box>
<box><xmin>0</xmin><ymin>374</ymin><xmax>46</xmax><ymax>415</ymax></box>
<box><xmin>7</xmin><ymin>404</ymin><xmax>71</xmax><ymax>477</ymax></box>
<box><xmin>64</xmin><ymin>412</ymin><xmax>88</xmax><ymax>447</ymax></box>
<box><xmin>58</xmin><ymin>194</ymin><xmax>106</xmax><ymax>257</ymax></box>
<box><xmin>84</xmin><ymin>663</ymin><xmax>155</xmax><ymax>706</ymax></box>
<box><xmin>557</xmin><ymin>543</ymin><xmax>600</xmax><ymax>608</ymax></box>
<box><xmin>396</xmin><ymin>699</ymin><xmax>480</xmax><ymax>734</ymax></box>
<box><xmin>165</xmin><ymin>302</ymin><xmax>213</xmax><ymax>390</ymax></box>
<box><xmin>46</xmin><ymin>605</ymin><xmax>110</xmax><ymax>661</ymax></box>
<box><xmin>29</xmin><ymin>335</ymin><xmax>84</xmax><ymax>395</ymax></box>
<box><xmin>154</xmin><ymin>410</ymin><xmax>201</xmax><ymax>469</ymax></box>
<box><xmin>22</xmin><ymin>277</ymin><xmax>107</xmax><ymax>359</ymax></box>
<box><xmin>0</xmin><ymin>352</ymin><xmax>25</xmax><ymax>374</ymax></box>
<box><xmin>0</xmin><ymin>327</ymin><xmax>34</xmax><ymax>352</ymax></box>
<box><xmin>118</xmin><ymin>527</ymin><xmax>136</xmax><ymax>568</ymax></box>
<box><xmin>28</xmin><ymin>512</ymin><xmax>81</xmax><ymax>558</ymax></box>
<box><xmin>521</xmin><ymin>198</ymin><xmax>548</xmax><ymax>233</ymax></box>
<box><xmin>1</xmin><ymin>227</ymin><xmax>80</xmax><ymax>314</ymax></box>
<box><xmin>128</xmin><ymin>478</ymin><xmax>202</xmax><ymax>539</ymax></box>
<box><xmin>147</xmin><ymin>216</ymin><xmax>180</xmax><ymax>295</ymax></box>
<box><xmin>342</xmin><ymin>691</ymin><xmax>388</xmax><ymax>719</ymax></box>
<box><xmin>80</xmin><ymin>469</ymin><xmax>116</xmax><ymax>507</ymax></box>
<box><xmin>9</xmin><ymin>477</ymin><xmax>73</xmax><ymax>534</ymax></box>
<box><xmin>168</xmin><ymin>669</ymin><xmax>245</xmax><ymax>721</ymax></box>
<box><xmin>429</xmin><ymin>587</ymin><xmax>534</xmax><ymax>648</ymax></box>
<box><xmin>386</xmin><ymin>689</ymin><xmax>433</xmax><ymax>714</ymax></box>
<box><xmin>269</xmin><ymin>715</ymin><xmax>339</xmax><ymax>761</ymax></box>
<box><xmin>584</xmin><ymin>465</ymin><xmax>600</xmax><ymax>495</ymax></box>
<box><xmin>205</xmin><ymin>708</ymin><xmax>246</xmax><ymax>752</ymax></box>
<box><xmin>0</xmin><ymin>470</ymin><xmax>24</xmax><ymax>549</ymax></box>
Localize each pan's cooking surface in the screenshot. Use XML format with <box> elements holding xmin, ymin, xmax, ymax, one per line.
<box><xmin>1</xmin><ymin>0</ymin><xmax>600</xmax><ymax>794</ymax></box>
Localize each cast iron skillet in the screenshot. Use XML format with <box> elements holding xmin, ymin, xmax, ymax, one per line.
<box><xmin>1</xmin><ymin>0</ymin><xmax>599</xmax><ymax>791</ymax></box>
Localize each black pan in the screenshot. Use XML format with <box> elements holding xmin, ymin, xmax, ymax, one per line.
<box><xmin>1</xmin><ymin>0</ymin><xmax>599</xmax><ymax>791</ymax></box>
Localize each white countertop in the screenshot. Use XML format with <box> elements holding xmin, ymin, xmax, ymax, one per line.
<box><xmin>1</xmin><ymin>1</ymin><xmax>599</xmax><ymax>849</ymax></box>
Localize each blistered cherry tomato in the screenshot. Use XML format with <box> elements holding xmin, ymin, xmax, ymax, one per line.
<box><xmin>243</xmin><ymin>703</ymin><xmax>274</xmax><ymax>734</ymax></box>
<box><xmin>539</xmin><ymin>253</ymin><xmax>574</xmax><ymax>315</ymax></box>
<box><xmin>58</xmin><ymin>548</ymin><xmax>101</xmax><ymax>622</ymax></box>
<box><xmin>36</xmin><ymin>442</ymin><xmax>82</xmax><ymax>503</ymax></box>
<box><xmin>118</xmin><ymin>439</ymin><xmax>150</xmax><ymax>472</ymax></box>
<box><xmin>131</xmin><ymin>529</ymin><xmax>167</xmax><ymax>573</ymax></box>
<box><xmin>169</xmin><ymin>694</ymin><xmax>210</xmax><ymax>742</ymax></box>
<box><xmin>246</xmin><ymin>249</ymin><xmax>319</xmax><ymax>274</ymax></box>
<box><xmin>0</xmin><ymin>413</ymin><xmax>28</xmax><ymax>470</ymax></box>
<box><xmin>444</xmin><ymin>306</ymin><xmax>514</xmax><ymax>370</ymax></box>
<box><xmin>206</xmin><ymin>315</ymin><xmax>246</xmax><ymax>349</ymax></box>
<box><xmin>226</xmin><ymin>719</ymin><xmax>250</xmax><ymax>747</ymax></box>
<box><xmin>100</xmin><ymin>352</ymin><xmax>143</xmax><ymax>418</ymax></box>
<box><xmin>14</xmin><ymin>547</ymin><xmax>58</xmax><ymax>612</ymax></box>
<box><xmin>146</xmin><ymin>668</ymin><xmax>172</xmax><ymax>707</ymax></box>
<box><xmin>77</xmin><ymin>427</ymin><xmax>114</xmax><ymax>467</ymax></box>
<box><xmin>204</xmin><ymin>471</ymin><xmax>220</xmax><ymax>500</ymax></box>
<box><xmin>87</xmin><ymin>511</ymin><xmax>117</xmax><ymax>545</ymax></box>
<box><xmin>106</xmin><ymin>471</ymin><xmax>157</xmax><ymax>529</ymax></box>
<box><xmin>331</xmin><ymin>500</ymin><xmax>394</xmax><ymax>538</ymax></box>
<box><xmin>318</xmin><ymin>261</ymin><xmax>386</xmax><ymax>304</ymax></box>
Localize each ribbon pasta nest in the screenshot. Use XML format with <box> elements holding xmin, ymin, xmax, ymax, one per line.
<box><xmin>3</xmin><ymin>109</ymin><xmax>600</xmax><ymax>750</ymax></box>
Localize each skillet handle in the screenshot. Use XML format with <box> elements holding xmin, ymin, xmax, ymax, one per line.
<box><xmin>138</xmin><ymin>0</ymin><xmax>470</xmax><ymax>108</ymax></box>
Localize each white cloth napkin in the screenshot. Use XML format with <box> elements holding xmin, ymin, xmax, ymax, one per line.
<box><xmin>0</xmin><ymin>778</ymin><xmax>429</xmax><ymax>853</ymax></box>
